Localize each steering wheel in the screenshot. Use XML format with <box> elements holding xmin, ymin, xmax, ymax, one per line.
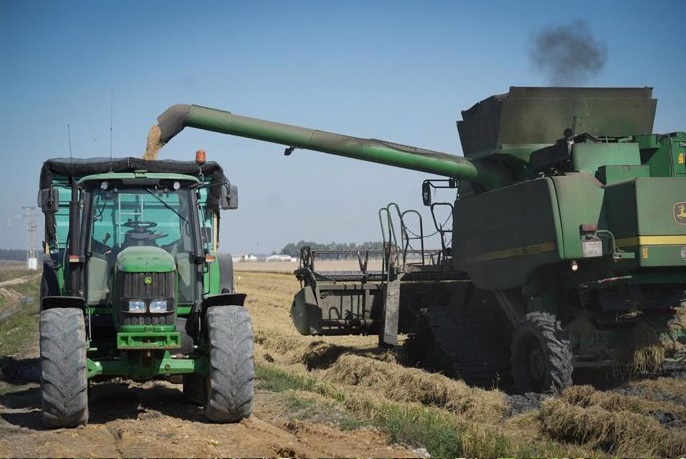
<box><xmin>123</xmin><ymin>220</ymin><xmax>167</xmax><ymax>245</ymax></box>
<box><xmin>124</xmin><ymin>220</ymin><xmax>158</xmax><ymax>231</ymax></box>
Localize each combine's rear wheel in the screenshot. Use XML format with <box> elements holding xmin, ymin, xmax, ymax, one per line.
<box><xmin>510</xmin><ymin>311</ymin><xmax>572</xmax><ymax>393</ymax></box>
<box><xmin>204</xmin><ymin>305</ymin><xmax>254</xmax><ymax>422</ymax></box>
<box><xmin>40</xmin><ymin>308</ymin><xmax>89</xmax><ymax>428</ymax></box>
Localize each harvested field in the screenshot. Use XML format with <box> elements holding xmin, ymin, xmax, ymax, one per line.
<box><xmin>2</xmin><ymin>269</ymin><xmax>686</xmax><ymax>456</ymax></box>
<box><xmin>234</xmin><ymin>259</ymin><xmax>384</xmax><ymax>273</ymax></box>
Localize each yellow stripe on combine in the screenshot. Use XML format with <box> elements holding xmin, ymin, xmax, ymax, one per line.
<box><xmin>616</xmin><ymin>236</ymin><xmax>686</xmax><ymax>247</ymax></box>
<box><xmin>475</xmin><ymin>241</ymin><xmax>556</xmax><ymax>262</ymax></box>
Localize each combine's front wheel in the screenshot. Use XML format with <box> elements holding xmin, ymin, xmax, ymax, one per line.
<box><xmin>40</xmin><ymin>308</ymin><xmax>89</xmax><ymax>428</ymax></box>
<box><xmin>204</xmin><ymin>305</ymin><xmax>254</xmax><ymax>422</ymax></box>
<box><xmin>510</xmin><ymin>311</ymin><xmax>573</xmax><ymax>393</ymax></box>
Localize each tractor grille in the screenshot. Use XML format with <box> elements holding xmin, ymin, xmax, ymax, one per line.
<box><xmin>120</xmin><ymin>271</ymin><xmax>175</xmax><ymax>326</ymax></box>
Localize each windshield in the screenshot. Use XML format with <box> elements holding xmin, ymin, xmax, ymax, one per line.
<box><xmin>89</xmin><ymin>187</ymin><xmax>195</xmax><ymax>256</ymax></box>
<box><xmin>88</xmin><ymin>187</ymin><xmax>198</xmax><ymax>305</ymax></box>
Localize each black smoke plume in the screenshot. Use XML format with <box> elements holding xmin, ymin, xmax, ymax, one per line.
<box><xmin>531</xmin><ymin>20</ymin><xmax>607</xmax><ymax>86</ymax></box>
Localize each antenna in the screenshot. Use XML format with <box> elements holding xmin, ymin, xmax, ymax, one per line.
<box><xmin>109</xmin><ymin>88</ymin><xmax>114</xmax><ymax>161</ymax></box>
<box><xmin>67</xmin><ymin>123</ymin><xmax>73</xmax><ymax>158</ymax></box>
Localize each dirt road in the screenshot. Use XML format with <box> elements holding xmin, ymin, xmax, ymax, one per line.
<box><xmin>0</xmin><ymin>380</ymin><xmax>418</xmax><ymax>457</ymax></box>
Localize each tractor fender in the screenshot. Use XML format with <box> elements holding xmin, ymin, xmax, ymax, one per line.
<box><xmin>41</xmin><ymin>295</ymin><xmax>86</xmax><ymax>312</ymax></box>
<box><xmin>40</xmin><ymin>260</ymin><xmax>61</xmax><ymax>299</ymax></box>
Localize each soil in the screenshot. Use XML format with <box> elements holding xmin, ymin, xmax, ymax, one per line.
<box><xmin>0</xmin><ymin>270</ymin><xmax>422</xmax><ymax>458</ymax></box>
<box><xmin>0</xmin><ymin>379</ymin><xmax>419</xmax><ymax>457</ymax></box>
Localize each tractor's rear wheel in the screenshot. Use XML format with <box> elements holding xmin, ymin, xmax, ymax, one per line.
<box><xmin>204</xmin><ymin>305</ymin><xmax>254</xmax><ymax>422</ymax></box>
<box><xmin>510</xmin><ymin>311</ymin><xmax>573</xmax><ymax>393</ymax></box>
<box><xmin>40</xmin><ymin>308</ymin><xmax>89</xmax><ymax>428</ymax></box>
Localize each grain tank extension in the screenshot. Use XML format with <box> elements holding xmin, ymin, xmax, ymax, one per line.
<box><xmin>155</xmin><ymin>87</ymin><xmax>686</xmax><ymax>393</ymax></box>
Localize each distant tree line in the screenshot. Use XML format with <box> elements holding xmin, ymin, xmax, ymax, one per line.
<box><xmin>0</xmin><ymin>249</ymin><xmax>30</xmax><ymax>261</ymax></box>
<box><xmin>279</xmin><ymin>241</ymin><xmax>383</xmax><ymax>258</ymax></box>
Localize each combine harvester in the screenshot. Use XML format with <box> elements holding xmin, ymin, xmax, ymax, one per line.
<box><xmin>152</xmin><ymin>87</ymin><xmax>686</xmax><ymax>393</ymax></box>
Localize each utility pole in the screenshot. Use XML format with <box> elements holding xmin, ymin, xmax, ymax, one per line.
<box><xmin>22</xmin><ymin>206</ymin><xmax>37</xmax><ymax>270</ymax></box>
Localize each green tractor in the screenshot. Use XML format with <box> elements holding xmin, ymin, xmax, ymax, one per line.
<box><xmin>149</xmin><ymin>87</ymin><xmax>686</xmax><ymax>393</ymax></box>
<box><xmin>38</xmin><ymin>155</ymin><xmax>253</xmax><ymax>427</ymax></box>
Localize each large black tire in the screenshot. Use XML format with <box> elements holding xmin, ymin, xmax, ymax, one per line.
<box><xmin>40</xmin><ymin>308</ymin><xmax>89</xmax><ymax>428</ymax></box>
<box><xmin>204</xmin><ymin>305</ymin><xmax>254</xmax><ymax>422</ymax></box>
<box><xmin>510</xmin><ymin>311</ymin><xmax>573</xmax><ymax>393</ymax></box>
<box><xmin>416</xmin><ymin>289</ymin><xmax>512</xmax><ymax>388</ymax></box>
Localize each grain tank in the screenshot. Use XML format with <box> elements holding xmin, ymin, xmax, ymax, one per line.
<box><xmin>154</xmin><ymin>87</ymin><xmax>686</xmax><ymax>393</ymax></box>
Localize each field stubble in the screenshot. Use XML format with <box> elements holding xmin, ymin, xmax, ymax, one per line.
<box><xmin>1</xmin><ymin>267</ymin><xmax>686</xmax><ymax>456</ymax></box>
<box><xmin>237</xmin><ymin>267</ymin><xmax>686</xmax><ymax>457</ymax></box>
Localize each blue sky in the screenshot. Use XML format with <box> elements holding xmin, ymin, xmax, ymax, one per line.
<box><xmin>1</xmin><ymin>0</ymin><xmax>685</xmax><ymax>255</ymax></box>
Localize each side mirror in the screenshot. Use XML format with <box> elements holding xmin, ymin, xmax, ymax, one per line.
<box><xmin>39</xmin><ymin>188</ymin><xmax>59</xmax><ymax>213</ymax></box>
<box><xmin>421</xmin><ymin>181</ymin><xmax>431</xmax><ymax>206</ymax></box>
<box><xmin>220</xmin><ymin>183</ymin><xmax>238</xmax><ymax>210</ymax></box>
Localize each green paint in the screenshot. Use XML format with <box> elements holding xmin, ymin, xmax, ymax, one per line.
<box><xmin>116</xmin><ymin>330</ymin><xmax>181</xmax><ymax>349</ymax></box>
<box><xmin>116</xmin><ymin>246</ymin><xmax>176</xmax><ymax>273</ymax></box>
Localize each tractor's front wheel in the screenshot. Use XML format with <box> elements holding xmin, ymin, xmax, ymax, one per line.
<box><xmin>204</xmin><ymin>305</ymin><xmax>254</xmax><ymax>422</ymax></box>
<box><xmin>510</xmin><ymin>311</ymin><xmax>573</xmax><ymax>393</ymax></box>
<box><xmin>40</xmin><ymin>308</ymin><xmax>89</xmax><ymax>428</ymax></box>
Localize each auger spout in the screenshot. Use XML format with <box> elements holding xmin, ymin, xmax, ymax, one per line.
<box><xmin>148</xmin><ymin>104</ymin><xmax>510</xmax><ymax>188</ymax></box>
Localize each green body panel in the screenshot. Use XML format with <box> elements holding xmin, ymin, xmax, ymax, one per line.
<box><xmin>572</xmin><ymin>142</ymin><xmax>641</xmax><ymax>175</ymax></box>
<box><xmin>638</xmin><ymin>132</ymin><xmax>686</xmax><ymax>178</ymax></box>
<box><xmin>87</xmin><ymin>352</ymin><xmax>209</xmax><ymax>378</ymax></box>
<box><xmin>551</xmin><ymin>174</ymin><xmax>606</xmax><ymax>260</ymax></box>
<box><xmin>452</xmin><ymin>177</ymin><xmax>563</xmax><ymax>290</ymax></box>
<box><xmin>454</xmin><ymin>170</ymin><xmax>686</xmax><ymax>289</ymax></box>
<box><xmin>205</xmin><ymin>251</ymin><xmax>220</xmax><ymax>296</ymax></box>
<box><xmin>116</xmin><ymin>246</ymin><xmax>176</xmax><ymax>273</ymax></box>
<box><xmin>597</xmin><ymin>164</ymin><xmax>651</xmax><ymax>184</ymax></box>
<box><xmin>608</xmin><ymin>177</ymin><xmax>686</xmax><ymax>268</ymax></box>
<box><xmin>116</xmin><ymin>330</ymin><xmax>181</xmax><ymax>349</ymax></box>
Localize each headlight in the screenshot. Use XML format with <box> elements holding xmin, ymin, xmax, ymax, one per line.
<box><xmin>128</xmin><ymin>300</ymin><xmax>146</xmax><ymax>313</ymax></box>
<box><xmin>149</xmin><ymin>299</ymin><xmax>169</xmax><ymax>313</ymax></box>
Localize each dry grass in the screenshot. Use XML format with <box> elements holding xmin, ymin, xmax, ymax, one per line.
<box><xmin>540</xmin><ymin>385</ymin><xmax>686</xmax><ymax>456</ymax></box>
<box><xmin>237</xmin><ymin>270</ymin><xmax>686</xmax><ymax>457</ymax></box>
<box><xmin>322</xmin><ymin>352</ymin><xmax>507</xmax><ymax>422</ymax></box>
<box><xmin>234</xmin><ymin>259</ymin><xmax>384</xmax><ymax>273</ymax></box>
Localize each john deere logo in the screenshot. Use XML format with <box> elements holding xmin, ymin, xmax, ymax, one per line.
<box><xmin>675</xmin><ymin>203</ymin><xmax>686</xmax><ymax>225</ymax></box>
<box><xmin>144</xmin><ymin>276</ymin><xmax>152</xmax><ymax>285</ymax></box>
